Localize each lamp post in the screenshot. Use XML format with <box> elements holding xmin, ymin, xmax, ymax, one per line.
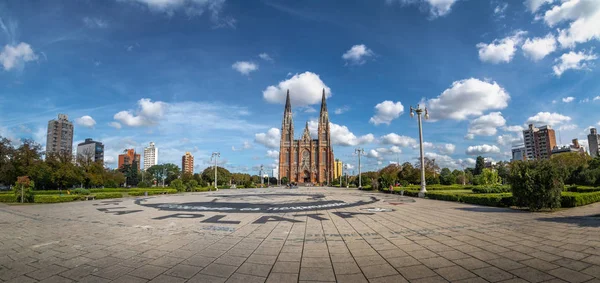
<box><xmin>260</xmin><ymin>164</ymin><xmax>264</xmax><ymax>187</ymax></box>
<box><xmin>410</xmin><ymin>104</ymin><xmax>430</xmax><ymax>198</ymax></box>
<box><xmin>354</xmin><ymin>148</ymin><xmax>365</xmax><ymax>188</ymax></box>
<box><xmin>211</xmin><ymin>152</ymin><xmax>220</xmax><ymax>191</ymax></box>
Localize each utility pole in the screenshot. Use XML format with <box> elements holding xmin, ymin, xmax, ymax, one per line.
<box><xmin>260</xmin><ymin>164</ymin><xmax>264</xmax><ymax>187</ymax></box>
<box><xmin>162</xmin><ymin>166</ymin><xmax>166</xmax><ymax>187</ymax></box>
<box><xmin>354</xmin><ymin>148</ymin><xmax>364</xmax><ymax>188</ymax></box>
<box><xmin>211</xmin><ymin>152</ymin><xmax>220</xmax><ymax>191</ymax></box>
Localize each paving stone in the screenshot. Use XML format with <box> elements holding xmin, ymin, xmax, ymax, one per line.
<box><xmin>520</xmin><ymin>258</ymin><xmax>560</xmax><ymax>271</ymax></box>
<box><xmin>108</xmin><ymin>275</ymin><xmax>149</xmax><ymax>283</ymax></box>
<box><xmin>471</xmin><ymin>266</ymin><xmax>514</xmax><ymax>282</ymax></box>
<box><xmin>509</xmin><ymin>267</ymin><xmax>556</xmax><ymax>282</ymax></box>
<box><xmin>164</xmin><ymin>264</ymin><xmax>200</xmax><ymax>279</ymax></box>
<box><xmin>452</xmin><ymin>257</ymin><xmax>490</xmax><ymax>270</ymax></box>
<box><xmin>551</xmin><ymin>258</ymin><xmax>591</xmax><ymax>271</ymax></box>
<box><xmin>276</xmin><ymin>252</ymin><xmax>301</xmax><ymax>262</ymax></box>
<box><xmin>225</xmin><ymin>273</ymin><xmax>266</xmax><ymax>283</ymax></box>
<box><xmin>547</xmin><ymin>267</ymin><xmax>594</xmax><ymax>283</ymax></box>
<box><xmin>332</xmin><ymin>261</ymin><xmax>361</xmax><ymax>275</ymax></box>
<box><xmin>437</xmin><ymin>250</ymin><xmax>470</xmax><ymax>260</ymax></box>
<box><xmin>272</xmin><ymin>261</ymin><xmax>300</xmax><ymax>274</ymax></box>
<box><xmin>334</xmin><ymin>273</ymin><xmax>368</xmax><ymax>283</ymax></box>
<box><xmin>246</xmin><ymin>254</ymin><xmax>277</xmax><ymax>265</ymax></box>
<box><xmin>581</xmin><ymin>265</ymin><xmax>600</xmax><ymax>278</ymax></box>
<box><xmin>360</xmin><ymin>263</ymin><xmax>398</xmax><ymax>279</ymax></box>
<box><xmin>434</xmin><ymin>265</ymin><xmax>477</xmax><ymax>281</ymax></box>
<box><xmin>299</xmin><ymin>267</ymin><xmax>335</xmax><ymax>281</ymax></box>
<box><xmin>410</xmin><ymin>275</ymin><xmax>449</xmax><ymax>283</ymax></box>
<box><xmin>200</xmin><ymin>263</ymin><xmax>238</xmax><ymax>278</ymax></box>
<box><xmin>78</xmin><ymin>275</ymin><xmax>111</xmax><ymax>283</ymax></box>
<box><xmin>236</xmin><ymin>262</ymin><xmax>272</xmax><ymax>277</ymax></box>
<box><xmin>398</xmin><ymin>265</ymin><xmax>437</xmax><ymax>280</ymax></box>
<box><xmin>418</xmin><ymin>256</ymin><xmax>455</xmax><ymax>269</ymax></box>
<box><xmin>301</xmin><ymin>257</ymin><xmax>332</xmax><ymax>268</ymax></box>
<box><xmin>187</xmin><ymin>273</ymin><xmax>227</xmax><ymax>283</ymax></box>
<box><xmin>486</xmin><ymin>258</ymin><xmax>526</xmax><ymax>271</ymax></box>
<box><xmin>26</xmin><ymin>264</ymin><xmax>68</xmax><ymax>280</ymax></box>
<box><xmin>387</xmin><ymin>256</ymin><xmax>421</xmax><ymax>268</ymax></box>
<box><xmin>265</xmin><ymin>273</ymin><xmax>298</xmax><ymax>283</ymax></box>
<box><xmin>128</xmin><ymin>265</ymin><xmax>168</xmax><ymax>280</ymax></box>
<box><xmin>92</xmin><ymin>264</ymin><xmax>134</xmax><ymax>280</ymax></box>
<box><xmin>353</xmin><ymin>255</ymin><xmax>386</xmax><ymax>267</ymax></box>
<box><xmin>38</xmin><ymin>275</ymin><xmax>74</xmax><ymax>283</ymax></box>
<box><xmin>59</xmin><ymin>264</ymin><xmax>98</xmax><ymax>281</ymax></box>
<box><xmin>3</xmin><ymin>275</ymin><xmax>38</xmax><ymax>283</ymax></box>
<box><xmin>368</xmin><ymin>274</ymin><xmax>409</xmax><ymax>283</ymax></box>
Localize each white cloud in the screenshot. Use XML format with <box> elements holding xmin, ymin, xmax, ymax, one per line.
<box><xmin>367</xmin><ymin>149</ymin><xmax>381</xmax><ymax>159</ymax></box>
<box><xmin>104</xmin><ymin>156</ymin><xmax>116</xmax><ymax>164</ymax></box>
<box><xmin>308</xmin><ymin>120</ymin><xmax>374</xmax><ymax>146</ymax></box>
<box><xmin>386</xmin><ymin>0</ymin><xmax>458</xmax><ymax>17</ymax></box>
<box><xmin>109</xmin><ymin>122</ymin><xmax>122</xmax><ymax>129</ymax></box>
<box><xmin>464</xmin><ymin>134</ymin><xmax>475</xmax><ymax>140</ymax></box>
<box><xmin>497</xmin><ymin>134</ymin><xmax>522</xmax><ymax>146</ymax></box>
<box><xmin>83</xmin><ymin>17</ymin><xmax>108</xmax><ymax>28</ymax></box>
<box><xmin>266</xmin><ymin>150</ymin><xmax>279</xmax><ymax>158</ymax></box>
<box><xmin>75</xmin><ymin>115</ymin><xmax>96</xmax><ymax>128</ymax></box>
<box><xmin>302</xmin><ymin>107</ymin><xmax>317</xmax><ymax>113</ymax></box>
<box><xmin>334</xmin><ymin>105</ymin><xmax>350</xmax><ymax>115</ymax></box>
<box><xmin>494</xmin><ymin>3</ymin><xmax>508</xmax><ymax>18</ymax></box>
<box><xmin>114</xmin><ymin>98</ymin><xmax>166</xmax><ymax>127</ymax></box>
<box><xmin>522</xmin><ymin>34</ymin><xmax>557</xmax><ymax>61</ymax></box>
<box><xmin>0</xmin><ymin>42</ymin><xmax>38</xmax><ymax>71</ymax></box>
<box><xmin>458</xmin><ymin>157</ymin><xmax>476</xmax><ymax>167</ymax></box>
<box><xmin>232</xmin><ymin>61</ymin><xmax>258</xmax><ymax>75</ymax></box>
<box><xmin>380</xmin><ymin>133</ymin><xmax>417</xmax><ymax>147</ymax></box>
<box><xmin>541</xmin><ymin>0</ymin><xmax>600</xmax><ymax>48</ymax></box>
<box><xmin>503</xmin><ymin>125</ymin><xmax>524</xmax><ymax>132</ymax></box>
<box><xmin>427</xmin><ymin>78</ymin><xmax>510</xmax><ymax>120</ymax></box>
<box><xmin>258</xmin><ymin>53</ymin><xmax>273</xmax><ymax>61</ymax></box>
<box><xmin>476</xmin><ymin>31</ymin><xmax>526</xmax><ymax>64</ymax></box>
<box><xmin>262</xmin><ymin>72</ymin><xmax>331</xmax><ymax>107</ymax></box>
<box><xmin>376</xmin><ymin>146</ymin><xmax>402</xmax><ymax>154</ymax></box>
<box><xmin>121</xmin><ymin>0</ymin><xmax>234</xmax><ymax>27</ymax></box>
<box><xmin>369</xmin><ymin>101</ymin><xmax>404</xmax><ymax>125</ymax></box>
<box><xmin>437</xmin><ymin>143</ymin><xmax>456</xmax><ymax>154</ymax></box>
<box><xmin>562</xmin><ymin>96</ymin><xmax>575</xmax><ymax>103</ymax></box>
<box><xmin>466</xmin><ymin>144</ymin><xmax>501</xmax><ymax>155</ymax></box>
<box><xmin>525</xmin><ymin>0</ymin><xmax>554</xmax><ymax>12</ymax></box>
<box><xmin>526</xmin><ymin>112</ymin><xmax>572</xmax><ymax>126</ymax></box>
<box><xmin>594</xmin><ymin>96</ymin><xmax>600</xmax><ymax>101</ymax></box>
<box><xmin>342</xmin><ymin>44</ymin><xmax>374</xmax><ymax>65</ymax></box>
<box><xmin>254</xmin><ymin>128</ymin><xmax>280</xmax><ymax>149</ymax></box>
<box><xmin>232</xmin><ymin>141</ymin><xmax>252</xmax><ymax>151</ymax></box>
<box><xmin>467</xmin><ymin>112</ymin><xmax>506</xmax><ymax>137</ymax></box>
<box><xmin>553</xmin><ymin>50</ymin><xmax>598</xmax><ymax>76</ymax></box>
<box><xmin>424</xmin><ymin>152</ymin><xmax>459</xmax><ymax>169</ymax></box>
<box><xmin>558</xmin><ymin>124</ymin><xmax>577</xmax><ymax>131</ymax></box>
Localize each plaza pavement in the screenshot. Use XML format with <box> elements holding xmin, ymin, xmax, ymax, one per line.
<box><xmin>0</xmin><ymin>187</ymin><xmax>599</xmax><ymax>283</ymax></box>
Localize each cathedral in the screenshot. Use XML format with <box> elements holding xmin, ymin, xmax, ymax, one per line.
<box><xmin>278</xmin><ymin>89</ymin><xmax>335</xmax><ymax>185</ymax></box>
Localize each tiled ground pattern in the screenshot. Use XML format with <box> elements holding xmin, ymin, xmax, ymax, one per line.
<box><xmin>0</xmin><ymin>188</ymin><xmax>599</xmax><ymax>282</ymax></box>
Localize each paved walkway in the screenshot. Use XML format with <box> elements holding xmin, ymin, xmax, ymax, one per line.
<box><xmin>0</xmin><ymin>187</ymin><xmax>599</xmax><ymax>282</ymax></box>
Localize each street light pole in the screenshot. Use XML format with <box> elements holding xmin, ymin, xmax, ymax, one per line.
<box><xmin>260</xmin><ymin>164</ymin><xmax>264</xmax><ymax>187</ymax></box>
<box><xmin>410</xmin><ymin>104</ymin><xmax>430</xmax><ymax>198</ymax></box>
<box><xmin>354</xmin><ymin>148</ymin><xmax>364</xmax><ymax>188</ymax></box>
<box><xmin>211</xmin><ymin>152</ymin><xmax>220</xmax><ymax>191</ymax></box>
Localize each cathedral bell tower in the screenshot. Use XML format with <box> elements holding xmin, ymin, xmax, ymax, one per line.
<box><xmin>279</xmin><ymin>91</ymin><xmax>294</xmax><ymax>182</ymax></box>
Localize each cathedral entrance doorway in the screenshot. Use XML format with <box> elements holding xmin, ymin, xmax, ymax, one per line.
<box><xmin>303</xmin><ymin>170</ymin><xmax>310</xmax><ymax>184</ymax></box>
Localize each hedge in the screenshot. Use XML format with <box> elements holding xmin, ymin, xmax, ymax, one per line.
<box><xmin>128</xmin><ymin>189</ymin><xmax>177</xmax><ymax>196</ymax></box>
<box><xmin>34</xmin><ymin>195</ymin><xmax>82</xmax><ymax>203</ymax></box>
<box><xmin>94</xmin><ymin>193</ymin><xmax>124</xmax><ymax>200</ymax></box>
<box><xmin>561</xmin><ymin>191</ymin><xmax>600</xmax><ymax>207</ymax></box>
<box><xmin>472</xmin><ymin>186</ymin><xmax>511</xmax><ymax>194</ymax></box>
<box><xmin>565</xmin><ymin>185</ymin><xmax>600</xmax><ymax>193</ymax></box>
<box><xmin>0</xmin><ymin>194</ymin><xmax>16</xmax><ymax>203</ymax></box>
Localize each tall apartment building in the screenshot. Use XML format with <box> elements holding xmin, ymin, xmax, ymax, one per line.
<box><xmin>535</xmin><ymin>125</ymin><xmax>556</xmax><ymax>160</ymax></box>
<box><xmin>182</xmin><ymin>152</ymin><xmax>194</xmax><ymax>174</ymax></box>
<box><xmin>334</xmin><ymin>159</ymin><xmax>343</xmax><ymax>179</ymax></box>
<box><xmin>511</xmin><ymin>145</ymin><xmax>526</xmax><ymax>161</ymax></box>
<box><xmin>588</xmin><ymin>128</ymin><xmax>600</xmax><ymax>157</ymax></box>
<box><xmin>118</xmin><ymin>149</ymin><xmax>140</xmax><ymax>170</ymax></box>
<box><xmin>46</xmin><ymin>114</ymin><xmax>74</xmax><ymax>155</ymax></box>
<box><xmin>76</xmin><ymin>138</ymin><xmax>104</xmax><ymax>163</ymax></box>
<box><xmin>551</xmin><ymin>139</ymin><xmax>586</xmax><ymax>156</ymax></box>
<box><xmin>522</xmin><ymin>124</ymin><xmax>556</xmax><ymax>160</ymax></box>
<box><xmin>143</xmin><ymin>142</ymin><xmax>158</xmax><ymax>170</ymax></box>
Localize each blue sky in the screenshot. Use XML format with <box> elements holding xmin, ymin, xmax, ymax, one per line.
<box><xmin>1</xmin><ymin>0</ymin><xmax>599</xmax><ymax>174</ymax></box>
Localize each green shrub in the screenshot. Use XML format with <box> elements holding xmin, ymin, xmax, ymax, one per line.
<box><xmin>94</xmin><ymin>193</ymin><xmax>123</xmax><ymax>200</ymax></box>
<box><xmin>128</xmin><ymin>189</ymin><xmax>177</xmax><ymax>196</ymax></box>
<box><xmin>185</xmin><ymin>180</ymin><xmax>198</xmax><ymax>192</ymax></box>
<box><xmin>0</xmin><ymin>194</ymin><xmax>16</xmax><ymax>203</ymax></box>
<box><xmin>71</xmin><ymin>188</ymin><xmax>91</xmax><ymax>195</ymax></box>
<box><xmin>472</xmin><ymin>186</ymin><xmax>511</xmax><ymax>194</ymax></box>
<box><xmin>509</xmin><ymin>160</ymin><xmax>563</xmax><ymax>211</ymax></box>
<box><xmin>34</xmin><ymin>195</ymin><xmax>82</xmax><ymax>203</ymax></box>
<box><xmin>14</xmin><ymin>177</ymin><xmax>35</xmax><ymax>203</ymax></box>
<box><xmin>193</xmin><ymin>187</ymin><xmax>211</xmax><ymax>192</ymax></box>
<box><xmin>565</xmin><ymin>185</ymin><xmax>600</xmax><ymax>193</ymax></box>
<box><xmin>137</xmin><ymin>181</ymin><xmax>152</xmax><ymax>188</ymax></box>
<box><xmin>561</xmin><ymin>191</ymin><xmax>600</xmax><ymax>207</ymax></box>
<box><xmin>170</xmin><ymin>179</ymin><xmax>184</xmax><ymax>192</ymax></box>
<box><xmin>460</xmin><ymin>194</ymin><xmax>512</xmax><ymax>207</ymax></box>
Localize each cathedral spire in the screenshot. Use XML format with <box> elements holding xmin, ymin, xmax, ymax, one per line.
<box><xmin>320</xmin><ymin>89</ymin><xmax>327</xmax><ymax>114</ymax></box>
<box><xmin>285</xmin><ymin>90</ymin><xmax>291</xmax><ymax>113</ymax></box>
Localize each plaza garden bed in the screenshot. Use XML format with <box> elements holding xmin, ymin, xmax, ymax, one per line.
<box><xmin>379</xmin><ymin>185</ymin><xmax>600</xmax><ymax>209</ymax></box>
<box><xmin>0</xmin><ymin>187</ymin><xmax>181</xmax><ymax>203</ymax></box>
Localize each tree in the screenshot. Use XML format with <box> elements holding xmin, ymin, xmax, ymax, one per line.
<box><xmin>170</xmin><ymin>179</ymin><xmax>184</xmax><ymax>192</ymax></box>
<box><xmin>378</xmin><ymin>164</ymin><xmax>400</xmax><ymax>188</ymax></box>
<box><xmin>46</xmin><ymin>152</ymin><xmax>83</xmax><ymax>190</ymax></box>
<box><xmin>181</xmin><ymin>172</ymin><xmax>194</xmax><ymax>184</ymax></box>
<box><xmin>479</xmin><ymin>168</ymin><xmax>501</xmax><ymax>186</ymax></box>
<box><xmin>147</xmin><ymin>163</ymin><xmax>180</xmax><ymax>186</ymax></box>
<box><xmin>474</xmin><ymin>156</ymin><xmax>485</xmax><ymax>175</ymax></box>
<box><xmin>496</xmin><ymin>162</ymin><xmax>510</xmax><ymax>184</ymax></box>
<box><xmin>201</xmin><ymin>166</ymin><xmax>231</xmax><ymax>186</ymax></box>
<box><xmin>0</xmin><ymin>137</ymin><xmax>16</xmax><ymax>186</ymax></box>
<box><xmin>281</xmin><ymin>177</ymin><xmax>289</xmax><ymax>185</ymax></box>
<box><xmin>14</xmin><ymin>176</ymin><xmax>35</xmax><ymax>203</ymax></box>
<box><xmin>185</xmin><ymin>180</ymin><xmax>198</xmax><ymax>192</ymax></box>
<box><xmin>551</xmin><ymin>152</ymin><xmax>590</xmax><ymax>184</ymax></box>
<box><xmin>439</xmin><ymin>168</ymin><xmax>455</xmax><ymax>185</ymax></box>
<box><xmin>509</xmin><ymin>160</ymin><xmax>563</xmax><ymax>211</ymax></box>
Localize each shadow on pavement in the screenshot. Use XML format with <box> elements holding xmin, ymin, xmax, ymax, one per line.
<box><xmin>537</xmin><ymin>216</ymin><xmax>600</xmax><ymax>228</ymax></box>
<box><xmin>455</xmin><ymin>207</ymin><xmax>526</xmax><ymax>213</ymax></box>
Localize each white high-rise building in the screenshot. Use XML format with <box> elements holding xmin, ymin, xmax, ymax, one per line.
<box><xmin>143</xmin><ymin>142</ymin><xmax>158</xmax><ymax>170</ymax></box>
